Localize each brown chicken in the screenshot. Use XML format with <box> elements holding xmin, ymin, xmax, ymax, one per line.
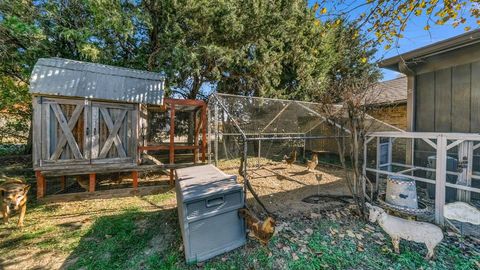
<box><xmin>283</xmin><ymin>149</ymin><xmax>297</xmax><ymax>167</ymax></box>
<box><xmin>238</xmin><ymin>208</ymin><xmax>276</xmax><ymax>245</ymax></box>
<box><xmin>306</xmin><ymin>153</ymin><xmax>318</xmax><ymax>171</ymax></box>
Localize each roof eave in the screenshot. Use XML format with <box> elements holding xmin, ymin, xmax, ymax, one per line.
<box><xmin>379</xmin><ymin>29</ymin><xmax>480</xmax><ymax>71</ymax></box>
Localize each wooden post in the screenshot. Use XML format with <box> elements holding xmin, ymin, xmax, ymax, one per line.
<box><xmin>214</xmin><ymin>103</ymin><xmax>219</xmax><ymax>166</ymax></box>
<box><xmin>193</xmin><ymin>109</ymin><xmax>200</xmax><ymax>163</ymax></box>
<box><xmin>435</xmin><ymin>135</ymin><xmax>447</xmax><ymax>225</ymax></box>
<box><xmin>89</xmin><ymin>173</ymin><xmax>96</xmax><ymax>193</ymax></box>
<box><xmin>35</xmin><ymin>171</ymin><xmax>46</xmax><ymax>199</ymax></box>
<box><xmin>60</xmin><ymin>176</ymin><xmax>66</xmax><ymax>191</ymax></box>
<box><xmin>132</xmin><ymin>171</ymin><xmax>138</xmax><ymax>190</ymax></box>
<box><xmin>201</xmin><ymin>103</ymin><xmax>207</xmax><ymax>162</ymax></box>
<box><xmin>169</xmin><ymin>103</ymin><xmax>176</xmax><ymax>185</ymax></box>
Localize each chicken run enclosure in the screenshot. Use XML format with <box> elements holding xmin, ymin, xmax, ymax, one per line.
<box><xmin>207</xmin><ymin>93</ymin><xmax>401</xmax><ymax>212</ymax></box>
<box><xmin>208</xmin><ymin>93</ymin><xmax>401</xmax><ymax>166</ymax></box>
<box><xmin>208</xmin><ymin>94</ymin><xmax>480</xmax><ymax>235</ymax></box>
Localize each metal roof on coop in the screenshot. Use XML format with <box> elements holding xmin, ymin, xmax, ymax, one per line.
<box><xmin>29</xmin><ymin>58</ymin><xmax>165</xmax><ymax>105</ymax></box>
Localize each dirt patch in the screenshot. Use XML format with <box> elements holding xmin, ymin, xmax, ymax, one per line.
<box><xmin>220</xmin><ymin>162</ymin><xmax>350</xmax><ymax>218</ymax></box>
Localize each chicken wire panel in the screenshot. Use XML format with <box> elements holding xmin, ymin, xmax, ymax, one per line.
<box><xmin>210</xmin><ymin>93</ymin><xmax>327</xmax><ymax>135</ymax></box>
<box><xmin>208</xmin><ymin>93</ymin><xmax>405</xmax><ymax>169</ymax></box>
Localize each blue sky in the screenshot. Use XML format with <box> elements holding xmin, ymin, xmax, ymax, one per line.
<box><xmin>307</xmin><ymin>1</ymin><xmax>479</xmax><ymax>81</ymax></box>
<box><xmin>378</xmin><ymin>22</ymin><xmax>476</xmax><ymax>80</ymax></box>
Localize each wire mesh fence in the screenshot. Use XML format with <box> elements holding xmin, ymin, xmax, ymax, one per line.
<box><xmin>208</xmin><ymin>93</ymin><xmax>402</xmax><ymax>169</ymax></box>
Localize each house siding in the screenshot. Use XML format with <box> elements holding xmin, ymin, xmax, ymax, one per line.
<box><xmin>415</xmin><ymin>60</ymin><xmax>480</xmax><ymax>133</ymax></box>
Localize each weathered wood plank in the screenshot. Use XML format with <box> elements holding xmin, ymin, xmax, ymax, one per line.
<box><xmin>32</xmin><ymin>97</ymin><xmax>42</xmax><ymax>167</ymax></box>
<box><xmin>452</xmin><ymin>63</ymin><xmax>471</xmax><ymax>132</ymax></box>
<box><xmin>37</xmin><ymin>163</ymin><xmax>198</xmax><ymax>176</ymax></box>
<box><xmin>98</xmin><ymin>108</ymin><xmax>127</xmax><ymax>158</ymax></box>
<box><xmin>434</xmin><ymin>68</ymin><xmax>452</xmax><ymax>132</ymax></box>
<box><xmin>131</xmin><ymin>107</ymin><xmax>138</xmax><ymax>162</ymax></box>
<box><xmin>84</xmin><ymin>99</ymin><xmax>91</xmax><ymax>160</ymax></box>
<box><xmin>42</xmin><ymin>98</ymin><xmax>85</xmax><ymax>105</ymax></box>
<box><xmin>50</xmin><ymin>104</ymin><xmax>84</xmax><ymax>160</ymax></box>
<box><xmin>51</xmin><ymin>103</ymin><xmax>83</xmax><ymax>159</ymax></box>
<box><xmin>91</xmin><ymin>106</ymin><xmax>100</xmax><ymax>159</ymax></box>
<box><xmin>415</xmin><ymin>72</ymin><xmax>435</xmax><ymax>131</ymax></box>
<box><xmin>41</xmin><ymin>102</ymin><xmax>50</xmax><ymax>163</ymax></box>
<box><xmin>88</xmin><ymin>101</ymin><xmax>136</xmax><ymax>110</ymax></box>
<box><xmin>38</xmin><ymin>185</ymin><xmax>169</xmax><ymax>204</ymax></box>
<box><xmin>88</xmin><ymin>157</ymin><xmax>134</xmax><ymax>164</ymax></box>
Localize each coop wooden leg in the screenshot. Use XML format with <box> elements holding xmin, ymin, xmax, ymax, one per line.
<box><xmin>170</xmin><ymin>169</ymin><xmax>174</xmax><ymax>186</ymax></box>
<box><xmin>35</xmin><ymin>171</ymin><xmax>45</xmax><ymax>199</ymax></box>
<box><xmin>132</xmin><ymin>171</ymin><xmax>138</xmax><ymax>190</ymax></box>
<box><xmin>60</xmin><ymin>176</ymin><xmax>66</xmax><ymax>191</ymax></box>
<box><xmin>89</xmin><ymin>173</ymin><xmax>96</xmax><ymax>193</ymax></box>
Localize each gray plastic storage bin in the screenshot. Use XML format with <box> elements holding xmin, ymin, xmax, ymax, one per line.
<box><xmin>175</xmin><ymin>165</ymin><xmax>246</xmax><ymax>263</ymax></box>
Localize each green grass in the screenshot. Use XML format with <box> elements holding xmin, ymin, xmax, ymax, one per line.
<box><xmin>0</xmin><ymin>160</ymin><xmax>478</xmax><ymax>270</ymax></box>
<box><xmin>1</xmin><ymin>197</ymin><xmax>479</xmax><ymax>270</ymax></box>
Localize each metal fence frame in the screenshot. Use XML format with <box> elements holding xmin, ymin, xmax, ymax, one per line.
<box><xmin>364</xmin><ymin>131</ymin><xmax>480</xmax><ymax>225</ymax></box>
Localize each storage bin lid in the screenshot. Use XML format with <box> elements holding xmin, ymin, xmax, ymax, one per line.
<box><xmin>176</xmin><ymin>165</ymin><xmax>241</xmax><ymax>202</ymax></box>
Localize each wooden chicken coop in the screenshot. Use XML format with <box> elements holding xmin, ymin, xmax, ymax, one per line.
<box><xmin>30</xmin><ymin>58</ymin><xmax>207</xmax><ymax>200</ymax></box>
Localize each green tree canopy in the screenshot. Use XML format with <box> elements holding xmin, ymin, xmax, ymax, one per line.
<box><xmin>0</xmin><ymin>0</ymin><xmax>378</xmax><ymax>146</ymax></box>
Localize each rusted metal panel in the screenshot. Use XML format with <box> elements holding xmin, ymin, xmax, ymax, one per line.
<box><xmin>29</xmin><ymin>58</ymin><xmax>164</xmax><ymax>105</ymax></box>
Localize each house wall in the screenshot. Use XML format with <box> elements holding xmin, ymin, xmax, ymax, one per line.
<box><xmin>415</xmin><ymin>60</ymin><xmax>480</xmax><ymax>132</ymax></box>
<box><xmin>367</xmin><ymin>103</ymin><xmax>407</xmax><ymax>130</ymax></box>
<box><xmin>411</xmin><ymin>42</ymin><xmax>480</xmax><ymax>132</ymax></box>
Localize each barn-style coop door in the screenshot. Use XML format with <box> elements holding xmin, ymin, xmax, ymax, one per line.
<box><xmin>38</xmin><ymin>98</ymin><xmax>138</xmax><ymax>167</ymax></box>
<box><xmin>40</xmin><ymin>98</ymin><xmax>90</xmax><ymax>165</ymax></box>
<box><xmin>91</xmin><ymin>102</ymin><xmax>137</xmax><ymax>164</ymax></box>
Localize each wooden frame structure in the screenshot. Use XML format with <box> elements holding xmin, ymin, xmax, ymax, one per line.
<box><xmin>138</xmin><ymin>98</ymin><xmax>208</xmax><ymax>185</ymax></box>
<box><xmin>364</xmin><ymin>131</ymin><xmax>480</xmax><ymax>225</ymax></box>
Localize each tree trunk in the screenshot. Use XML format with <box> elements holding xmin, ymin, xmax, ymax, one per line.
<box><xmin>187</xmin><ymin>75</ymin><xmax>202</xmax><ymax>144</ymax></box>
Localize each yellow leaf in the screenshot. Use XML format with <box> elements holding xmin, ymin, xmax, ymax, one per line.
<box><xmin>415</xmin><ymin>9</ymin><xmax>422</xmax><ymax>16</ymax></box>
<box><xmin>424</xmin><ymin>25</ymin><xmax>430</xmax><ymax>30</ymax></box>
<box><xmin>384</xmin><ymin>44</ymin><xmax>391</xmax><ymax>50</ymax></box>
<box><xmin>321</xmin><ymin>7</ymin><xmax>327</xmax><ymax>14</ymax></box>
<box><xmin>477</xmin><ymin>20</ymin><xmax>480</xmax><ymax>25</ymax></box>
<box><xmin>314</xmin><ymin>20</ymin><xmax>320</xmax><ymax>26</ymax></box>
<box><xmin>361</xmin><ymin>57</ymin><xmax>367</xmax><ymax>63</ymax></box>
<box><xmin>465</xmin><ymin>26</ymin><xmax>471</xmax><ymax>31</ymax></box>
<box><xmin>313</xmin><ymin>3</ymin><xmax>319</xmax><ymax>12</ymax></box>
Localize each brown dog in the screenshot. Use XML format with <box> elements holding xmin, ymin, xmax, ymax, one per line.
<box><xmin>0</xmin><ymin>179</ymin><xmax>30</xmax><ymax>227</ymax></box>
<box><xmin>238</xmin><ymin>208</ymin><xmax>276</xmax><ymax>245</ymax></box>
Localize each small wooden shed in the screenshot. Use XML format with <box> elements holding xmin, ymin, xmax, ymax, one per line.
<box><xmin>30</xmin><ymin>58</ymin><xmax>165</xmax><ymax>198</ymax></box>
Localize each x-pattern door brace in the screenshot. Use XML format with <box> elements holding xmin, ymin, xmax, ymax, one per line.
<box><xmin>50</xmin><ymin>103</ymin><xmax>84</xmax><ymax>160</ymax></box>
<box><xmin>98</xmin><ymin>108</ymin><xmax>127</xmax><ymax>158</ymax></box>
